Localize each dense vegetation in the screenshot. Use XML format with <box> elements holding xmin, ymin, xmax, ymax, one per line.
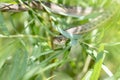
<box><xmin>0</xmin><ymin>0</ymin><xmax>120</xmax><ymax>80</ymax></box>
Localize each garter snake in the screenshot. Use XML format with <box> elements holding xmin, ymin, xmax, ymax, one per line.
<box><xmin>53</xmin><ymin>4</ymin><xmax>119</xmax><ymax>44</ymax></box>
<box><xmin>0</xmin><ymin>0</ymin><xmax>119</xmax><ymax>45</ymax></box>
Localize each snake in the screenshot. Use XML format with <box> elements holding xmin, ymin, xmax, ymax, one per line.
<box><xmin>0</xmin><ymin>0</ymin><xmax>119</xmax><ymax>44</ymax></box>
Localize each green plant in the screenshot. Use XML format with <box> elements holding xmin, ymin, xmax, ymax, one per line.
<box><xmin>0</xmin><ymin>0</ymin><xmax>120</xmax><ymax>80</ymax></box>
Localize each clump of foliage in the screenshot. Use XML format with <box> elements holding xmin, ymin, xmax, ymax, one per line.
<box><xmin>0</xmin><ymin>0</ymin><xmax>120</xmax><ymax>80</ymax></box>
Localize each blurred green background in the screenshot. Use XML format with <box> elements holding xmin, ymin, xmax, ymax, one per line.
<box><xmin>0</xmin><ymin>0</ymin><xmax>120</xmax><ymax>80</ymax></box>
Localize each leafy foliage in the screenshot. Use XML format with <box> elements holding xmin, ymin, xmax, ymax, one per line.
<box><xmin>0</xmin><ymin>0</ymin><xmax>120</xmax><ymax>80</ymax></box>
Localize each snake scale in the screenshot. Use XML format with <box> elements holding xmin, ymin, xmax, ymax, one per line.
<box><xmin>0</xmin><ymin>0</ymin><xmax>119</xmax><ymax>44</ymax></box>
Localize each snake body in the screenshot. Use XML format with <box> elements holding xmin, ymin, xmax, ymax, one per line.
<box><xmin>65</xmin><ymin>11</ymin><xmax>113</xmax><ymax>34</ymax></box>
<box><xmin>0</xmin><ymin>1</ymin><xmax>94</xmax><ymax>16</ymax></box>
<box><xmin>54</xmin><ymin>10</ymin><xmax>115</xmax><ymax>44</ymax></box>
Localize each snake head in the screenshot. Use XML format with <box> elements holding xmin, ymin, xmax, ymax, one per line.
<box><xmin>53</xmin><ymin>35</ymin><xmax>67</xmax><ymax>45</ymax></box>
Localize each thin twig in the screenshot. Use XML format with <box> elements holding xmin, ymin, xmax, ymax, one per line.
<box><xmin>76</xmin><ymin>55</ymin><xmax>92</xmax><ymax>80</ymax></box>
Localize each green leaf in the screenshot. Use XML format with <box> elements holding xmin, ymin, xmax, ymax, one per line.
<box><xmin>0</xmin><ymin>12</ymin><xmax>9</xmax><ymax>35</ymax></box>
<box><xmin>90</xmin><ymin>51</ymin><xmax>105</xmax><ymax>80</ymax></box>
<box><xmin>0</xmin><ymin>42</ymin><xmax>28</xmax><ymax>80</ymax></box>
<box><xmin>0</xmin><ymin>40</ymin><xmax>16</xmax><ymax>69</ymax></box>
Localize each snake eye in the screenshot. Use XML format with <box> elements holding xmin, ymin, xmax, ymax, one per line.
<box><xmin>56</xmin><ymin>37</ymin><xmax>63</xmax><ymax>42</ymax></box>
